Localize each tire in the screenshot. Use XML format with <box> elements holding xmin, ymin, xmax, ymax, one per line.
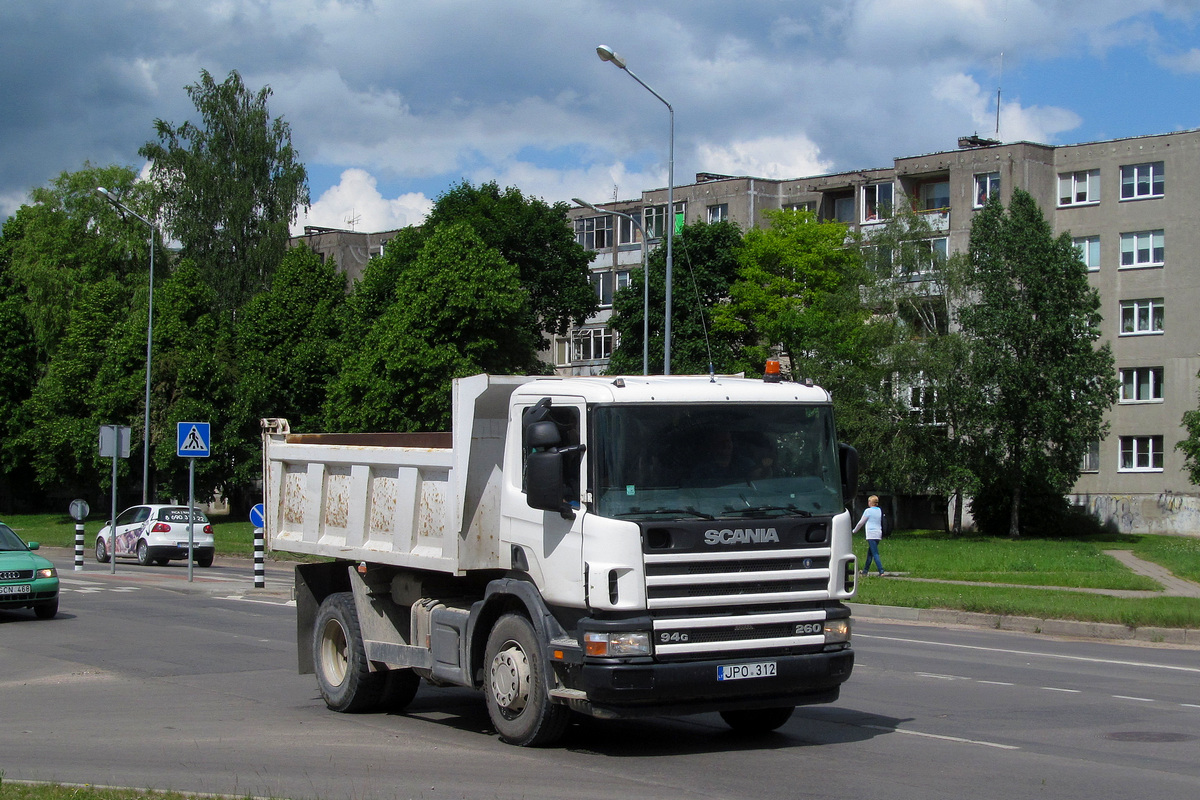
<box><xmin>312</xmin><ymin>592</ymin><xmax>385</xmax><ymax>712</ymax></box>
<box><xmin>719</xmin><ymin>706</ymin><xmax>795</xmax><ymax>733</ymax></box>
<box><xmin>196</xmin><ymin>552</ymin><xmax>214</xmax><ymax>568</ymax></box>
<box><xmin>34</xmin><ymin>597</ymin><xmax>59</xmax><ymax>620</ymax></box>
<box><xmin>137</xmin><ymin>539</ymin><xmax>152</xmax><ymax>566</ymax></box>
<box><xmin>380</xmin><ymin>668</ymin><xmax>421</xmax><ymax>711</ymax></box>
<box><xmin>95</xmin><ymin>537</ymin><xmax>110</xmax><ymax>564</ymax></box>
<box><xmin>483</xmin><ymin>613</ymin><xmax>569</xmax><ymax>746</ymax></box>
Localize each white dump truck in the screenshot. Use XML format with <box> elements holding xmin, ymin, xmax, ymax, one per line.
<box><xmin>261</xmin><ymin>371</ymin><xmax>860</xmax><ymax>746</ymax></box>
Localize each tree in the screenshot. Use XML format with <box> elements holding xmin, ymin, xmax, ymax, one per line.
<box><xmin>1178</xmin><ymin>382</ymin><xmax>1200</xmax><ymax>486</ymax></box>
<box><xmin>2</xmin><ymin>163</ymin><xmax>148</xmax><ymax>356</ymax></box>
<box><xmin>957</xmin><ymin>189</ymin><xmax>1118</xmax><ymax>537</ymax></box>
<box><xmin>420</xmin><ymin>181</ymin><xmax>595</xmax><ymax>354</ymax></box>
<box><xmin>609</xmin><ymin>219</ymin><xmax>748</xmax><ymax>375</ymax></box>
<box><xmin>148</xmin><ymin>260</ymin><xmax>236</xmax><ymax>504</ymax></box>
<box><xmin>140</xmin><ymin>69</ymin><xmax>309</xmax><ymax>314</ymax></box>
<box><xmin>858</xmin><ymin>208</ymin><xmax>978</xmax><ymax>531</ymax></box>
<box><xmin>226</xmin><ymin>246</ymin><xmax>345</xmax><ymax>505</ymax></box>
<box><xmin>324</xmin><ymin>222</ymin><xmax>534</xmax><ymax>431</ymax></box>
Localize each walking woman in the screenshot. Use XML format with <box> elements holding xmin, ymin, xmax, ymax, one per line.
<box><xmin>852</xmin><ymin>495</ymin><xmax>886</xmax><ymax>577</ymax></box>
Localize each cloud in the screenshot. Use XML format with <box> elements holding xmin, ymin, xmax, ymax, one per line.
<box><xmin>297</xmin><ymin>169</ymin><xmax>433</xmax><ymax>234</ymax></box>
<box><xmin>1157</xmin><ymin>47</ymin><xmax>1200</xmax><ymax>73</ymax></box>
<box><xmin>695</xmin><ymin>136</ymin><xmax>833</xmax><ymax>180</ymax></box>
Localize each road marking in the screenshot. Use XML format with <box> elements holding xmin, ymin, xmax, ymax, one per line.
<box><xmin>1113</xmin><ymin>695</ymin><xmax>1155</xmax><ymax>702</ymax></box>
<box><xmin>977</xmin><ymin>680</ymin><xmax>1014</xmax><ymax>686</ymax></box>
<box><xmin>220</xmin><ymin>595</ymin><xmax>296</xmax><ymax>607</ymax></box>
<box><xmin>1041</xmin><ymin>687</ymin><xmax>1081</xmax><ymax>693</ymax></box>
<box><xmin>61</xmin><ymin>586</ymin><xmax>143</xmax><ymax>593</ymax></box>
<box><xmin>915</xmin><ymin>672</ymin><xmax>971</xmax><ymax>681</ymax></box>
<box><xmin>863</xmin><ymin>724</ymin><xmax>1020</xmax><ymax>750</ymax></box>
<box><xmin>858</xmin><ymin>633</ymin><xmax>1200</xmax><ymax>675</ymax></box>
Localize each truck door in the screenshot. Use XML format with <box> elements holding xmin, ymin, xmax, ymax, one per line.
<box><xmin>503</xmin><ymin>397</ymin><xmax>587</xmax><ymax>610</ymax></box>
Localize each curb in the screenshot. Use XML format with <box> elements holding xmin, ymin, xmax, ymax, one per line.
<box><xmin>848</xmin><ymin>602</ymin><xmax>1200</xmax><ymax>647</ymax></box>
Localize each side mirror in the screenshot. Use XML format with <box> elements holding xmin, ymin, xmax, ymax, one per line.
<box><xmin>839</xmin><ymin>443</ymin><xmax>859</xmax><ymax>507</ymax></box>
<box><xmin>526</xmin><ymin>450</ymin><xmax>567</xmax><ymax>515</ymax></box>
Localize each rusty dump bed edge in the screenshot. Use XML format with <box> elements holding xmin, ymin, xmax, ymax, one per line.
<box><xmin>284</xmin><ymin>431</ymin><xmax>453</xmax><ymax>449</ymax></box>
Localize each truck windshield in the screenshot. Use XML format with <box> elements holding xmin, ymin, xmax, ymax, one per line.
<box><xmin>592</xmin><ymin>403</ymin><xmax>843</xmax><ymax>521</ymax></box>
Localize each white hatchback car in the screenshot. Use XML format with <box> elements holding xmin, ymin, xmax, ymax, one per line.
<box><xmin>95</xmin><ymin>505</ymin><xmax>215</xmax><ymax>567</ymax></box>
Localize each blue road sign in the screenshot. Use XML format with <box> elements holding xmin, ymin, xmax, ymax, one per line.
<box><xmin>177</xmin><ymin>422</ymin><xmax>211</xmax><ymax>458</ymax></box>
<box><xmin>249</xmin><ymin>503</ymin><xmax>265</xmax><ymax>528</ymax></box>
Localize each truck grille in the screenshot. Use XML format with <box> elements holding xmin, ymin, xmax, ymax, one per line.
<box><xmin>644</xmin><ymin>547</ymin><xmax>835</xmax><ymax>658</ymax></box>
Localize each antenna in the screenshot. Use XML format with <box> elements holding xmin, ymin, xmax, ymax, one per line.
<box><xmin>995</xmin><ymin>51</ymin><xmax>1004</xmax><ymax>138</ymax></box>
<box><xmin>345</xmin><ymin>209</ymin><xmax>361</xmax><ymax>231</ymax></box>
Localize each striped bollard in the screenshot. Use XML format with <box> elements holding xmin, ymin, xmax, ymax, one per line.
<box><xmin>74</xmin><ymin>522</ymin><xmax>85</xmax><ymax>571</ymax></box>
<box><xmin>254</xmin><ymin>527</ymin><xmax>265</xmax><ymax>588</ymax></box>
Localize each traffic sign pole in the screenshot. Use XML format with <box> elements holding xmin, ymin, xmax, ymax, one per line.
<box><xmin>176</xmin><ymin>422</ymin><xmax>211</xmax><ymax>584</ymax></box>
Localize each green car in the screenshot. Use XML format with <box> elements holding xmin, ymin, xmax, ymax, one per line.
<box><xmin>0</xmin><ymin>521</ymin><xmax>60</xmax><ymax>619</ymax></box>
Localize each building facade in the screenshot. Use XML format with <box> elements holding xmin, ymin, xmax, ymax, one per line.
<box><xmin>564</xmin><ymin>130</ymin><xmax>1200</xmax><ymax>534</ymax></box>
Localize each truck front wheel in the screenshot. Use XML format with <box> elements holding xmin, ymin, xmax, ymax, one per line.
<box><xmin>483</xmin><ymin>613</ymin><xmax>569</xmax><ymax>746</ymax></box>
<box><xmin>313</xmin><ymin>592</ymin><xmax>385</xmax><ymax>712</ymax></box>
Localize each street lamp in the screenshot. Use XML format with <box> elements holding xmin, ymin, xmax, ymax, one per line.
<box><xmin>596</xmin><ymin>44</ymin><xmax>675</xmax><ymax>375</ymax></box>
<box><xmin>96</xmin><ymin>187</ymin><xmax>156</xmax><ymax>504</ymax></box>
<box><xmin>573</xmin><ymin>199</ymin><xmax>649</xmax><ymax>376</ymax></box>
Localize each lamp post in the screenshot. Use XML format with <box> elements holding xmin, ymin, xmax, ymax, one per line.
<box><xmin>596</xmin><ymin>44</ymin><xmax>675</xmax><ymax>375</ymax></box>
<box><xmin>573</xmin><ymin>199</ymin><xmax>649</xmax><ymax>376</ymax></box>
<box><xmin>96</xmin><ymin>187</ymin><xmax>155</xmax><ymax>504</ymax></box>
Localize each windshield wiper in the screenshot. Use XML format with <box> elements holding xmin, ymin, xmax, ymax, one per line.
<box><xmin>615</xmin><ymin>508</ymin><xmax>716</xmax><ymax>520</ymax></box>
<box><xmin>724</xmin><ymin>504</ymin><xmax>812</xmax><ymax>518</ymax></box>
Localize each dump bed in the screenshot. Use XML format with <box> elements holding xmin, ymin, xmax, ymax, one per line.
<box><xmin>260</xmin><ymin>374</ymin><xmax>537</xmax><ymax>573</ymax></box>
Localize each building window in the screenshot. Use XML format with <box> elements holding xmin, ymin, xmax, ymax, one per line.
<box><xmin>783</xmin><ymin>201</ymin><xmax>817</xmax><ymax>213</ymax></box>
<box><xmin>1119</xmin><ymin>299</ymin><xmax>1164</xmax><ymax>335</ymax></box>
<box><xmin>617</xmin><ymin>210</ymin><xmax>642</xmax><ymax>245</ymax></box>
<box><xmin>616</xmin><ymin>270</ymin><xmax>631</xmax><ymax>292</ymax></box>
<box><xmin>1074</xmin><ymin>236</ymin><xmax>1100</xmax><ymax>271</ymax></box>
<box><xmin>574</xmin><ymin>215</ymin><xmax>612</xmax><ymax>250</ymax></box>
<box><xmin>1119</xmin><ymin>367</ymin><xmax>1164</xmax><ymax>403</ymax></box>
<box><xmin>1120</xmin><ymin>161</ymin><xmax>1164</xmax><ymax>200</ymax></box>
<box><xmin>1080</xmin><ymin>440</ymin><xmax>1101</xmax><ymax>473</ymax></box>
<box><xmin>907</xmin><ymin>378</ymin><xmax>945</xmax><ymax>426</ymax></box>
<box><xmin>572</xmin><ymin>327</ymin><xmax>614</xmax><ymax>362</ymax></box>
<box><xmin>707</xmin><ymin>203</ymin><xmax>728</xmax><ymax>223</ymax></box>
<box><xmin>918</xmin><ymin>181</ymin><xmax>950</xmax><ymax>212</ymax></box>
<box><xmin>1119</xmin><ymin>230</ymin><xmax>1164</xmax><ymax>268</ymax></box>
<box><xmin>974</xmin><ymin>172</ymin><xmax>1000</xmax><ymax>208</ymax></box>
<box><xmin>904</xmin><ymin>237</ymin><xmax>948</xmax><ymax>279</ymax></box>
<box><xmin>644</xmin><ymin>202</ymin><xmax>685</xmax><ymax>239</ymax></box>
<box><xmin>554</xmin><ymin>337</ymin><xmax>571</xmax><ymax>367</ymax></box>
<box><xmin>833</xmin><ymin>195</ymin><xmax>855</xmax><ymax>223</ymax></box>
<box><xmin>862</xmin><ymin>182</ymin><xmax>893</xmax><ymax>222</ymax></box>
<box><xmin>1119</xmin><ymin>435</ymin><xmax>1164</xmax><ymax>472</ymax></box>
<box><xmin>590</xmin><ymin>271</ymin><xmax>615</xmax><ymax>308</ymax></box>
<box><xmin>1058</xmin><ymin>169</ymin><xmax>1100</xmax><ymax>206</ymax></box>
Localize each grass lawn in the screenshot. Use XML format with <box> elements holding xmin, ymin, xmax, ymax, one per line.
<box><xmin>855</xmin><ymin>530</ymin><xmax>1200</xmax><ymax>629</ymax></box>
<box><xmin>2</xmin><ymin>512</ymin><xmax>263</xmax><ymax>559</ymax></box>
<box><xmin>0</xmin><ymin>783</ymin><xmax>214</xmax><ymax>800</ymax></box>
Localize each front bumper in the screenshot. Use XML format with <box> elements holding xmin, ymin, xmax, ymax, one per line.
<box><xmin>0</xmin><ymin>577</ymin><xmax>59</xmax><ymax>607</ymax></box>
<box><xmin>573</xmin><ymin>648</ymin><xmax>854</xmax><ymax>718</ymax></box>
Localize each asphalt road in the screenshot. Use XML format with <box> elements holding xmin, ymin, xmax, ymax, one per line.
<box><xmin>2</xmin><ymin>551</ymin><xmax>1198</xmax><ymax>800</ymax></box>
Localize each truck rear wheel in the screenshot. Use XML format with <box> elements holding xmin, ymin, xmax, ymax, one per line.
<box><xmin>719</xmin><ymin>706</ymin><xmax>795</xmax><ymax>733</ymax></box>
<box><xmin>313</xmin><ymin>592</ymin><xmax>385</xmax><ymax>712</ymax></box>
<box><xmin>484</xmin><ymin>613</ymin><xmax>569</xmax><ymax>746</ymax></box>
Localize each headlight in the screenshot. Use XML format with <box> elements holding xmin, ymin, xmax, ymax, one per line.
<box><xmin>824</xmin><ymin>618</ymin><xmax>850</xmax><ymax>645</ymax></box>
<box><xmin>36</xmin><ymin>567</ymin><xmax>57</xmax><ymax>579</ymax></box>
<box><xmin>584</xmin><ymin>631</ymin><xmax>651</xmax><ymax>657</ymax></box>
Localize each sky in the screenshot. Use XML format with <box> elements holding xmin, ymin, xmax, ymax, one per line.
<box><xmin>3</xmin><ymin>0</ymin><xmax>1200</xmax><ymax>235</ymax></box>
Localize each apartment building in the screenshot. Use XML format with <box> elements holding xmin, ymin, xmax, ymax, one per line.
<box><xmin>564</xmin><ymin>129</ymin><xmax>1200</xmax><ymax>534</ymax></box>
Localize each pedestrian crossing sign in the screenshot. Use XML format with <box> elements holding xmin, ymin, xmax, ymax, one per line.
<box><xmin>177</xmin><ymin>422</ymin><xmax>211</xmax><ymax>458</ymax></box>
